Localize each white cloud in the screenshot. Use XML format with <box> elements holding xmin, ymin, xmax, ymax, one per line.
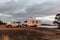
<box><xmin>20</xmin><ymin>0</ymin><xmax>59</xmax><ymax>6</ymax></box>
<box><xmin>35</xmin><ymin>15</ymin><xmax>56</xmax><ymax>24</ymax></box>
<box><xmin>35</xmin><ymin>17</ymin><xmax>42</xmax><ymax>20</ymax></box>
<box><xmin>41</xmin><ymin>15</ymin><xmax>55</xmax><ymax>21</ymax></box>
<box><xmin>35</xmin><ymin>15</ymin><xmax>55</xmax><ymax>21</ymax></box>
<box><xmin>4</xmin><ymin>14</ymin><xmax>12</xmax><ymax>17</ymax></box>
<box><xmin>17</xmin><ymin>18</ymin><xmax>24</xmax><ymax>19</ymax></box>
<box><xmin>0</xmin><ymin>13</ymin><xmax>12</xmax><ymax>17</ymax></box>
<box><xmin>0</xmin><ymin>0</ymin><xmax>9</xmax><ymax>3</ymax></box>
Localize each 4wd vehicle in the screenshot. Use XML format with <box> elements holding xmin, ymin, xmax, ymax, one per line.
<box><xmin>6</xmin><ymin>22</ymin><xmax>22</xmax><ymax>28</ymax></box>
<box><xmin>23</xmin><ymin>19</ymin><xmax>41</xmax><ymax>27</ymax></box>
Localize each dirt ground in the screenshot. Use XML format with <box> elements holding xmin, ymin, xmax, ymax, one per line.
<box><xmin>0</xmin><ymin>27</ymin><xmax>60</xmax><ymax>40</ymax></box>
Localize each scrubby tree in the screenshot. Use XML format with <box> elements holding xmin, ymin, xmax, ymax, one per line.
<box><xmin>53</xmin><ymin>13</ymin><xmax>60</xmax><ymax>29</ymax></box>
<box><xmin>0</xmin><ymin>20</ymin><xmax>3</xmax><ymax>24</ymax></box>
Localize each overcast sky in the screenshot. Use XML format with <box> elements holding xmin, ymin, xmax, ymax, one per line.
<box><xmin>0</xmin><ymin>0</ymin><xmax>60</xmax><ymax>24</ymax></box>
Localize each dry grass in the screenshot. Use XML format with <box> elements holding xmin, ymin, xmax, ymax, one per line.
<box><xmin>0</xmin><ymin>27</ymin><xmax>60</xmax><ymax>40</ymax></box>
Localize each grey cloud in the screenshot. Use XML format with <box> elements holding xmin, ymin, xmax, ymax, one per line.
<box><xmin>13</xmin><ymin>8</ymin><xmax>27</xmax><ymax>14</ymax></box>
<box><xmin>0</xmin><ymin>0</ymin><xmax>59</xmax><ymax>24</ymax></box>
